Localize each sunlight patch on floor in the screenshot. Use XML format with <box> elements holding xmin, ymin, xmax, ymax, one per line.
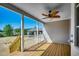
<box><xmin>36</xmin><ymin>43</ymin><xmax>51</xmax><ymax>50</ymax></box>
<box><xmin>10</xmin><ymin>43</ymin><xmax>50</xmax><ymax>56</ymax></box>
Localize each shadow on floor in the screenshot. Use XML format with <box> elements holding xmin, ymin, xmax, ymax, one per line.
<box><xmin>24</xmin><ymin>43</ymin><xmax>71</xmax><ymax>56</ymax></box>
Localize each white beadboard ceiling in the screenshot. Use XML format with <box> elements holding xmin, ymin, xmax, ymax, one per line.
<box><xmin>12</xmin><ymin>3</ymin><xmax>71</xmax><ymax>23</ymax></box>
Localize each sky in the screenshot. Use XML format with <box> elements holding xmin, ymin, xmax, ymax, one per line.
<box><xmin>0</xmin><ymin>6</ymin><xmax>43</xmax><ymax>30</ymax></box>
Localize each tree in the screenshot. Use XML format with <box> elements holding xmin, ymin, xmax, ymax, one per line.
<box><xmin>3</xmin><ymin>24</ymin><xmax>13</xmax><ymax>36</ymax></box>
<box><xmin>0</xmin><ymin>29</ymin><xmax>4</xmax><ymax>37</ymax></box>
<box><xmin>24</xmin><ymin>29</ymin><xmax>27</xmax><ymax>35</ymax></box>
<box><xmin>14</xmin><ymin>29</ymin><xmax>27</xmax><ymax>35</ymax></box>
<box><xmin>0</xmin><ymin>33</ymin><xmax>4</xmax><ymax>37</ymax></box>
<box><xmin>0</xmin><ymin>29</ymin><xmax>2</xmax><ymax>32</ymax></box>
<box><xmin>14</xmin><ymin>28</ymin><xmax>21</xmax><ymax>35</ymax></box>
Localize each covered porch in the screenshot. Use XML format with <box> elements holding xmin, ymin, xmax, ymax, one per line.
<box><xmin>0</xmin><ymin>3</ymin><xmax>71</xmax><ymax>56</ymax></box>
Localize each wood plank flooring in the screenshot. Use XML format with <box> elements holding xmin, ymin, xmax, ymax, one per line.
<box><xmin>41</xmin><ymin>43</ymin><xmax>71</xmax><ymax>56</ymax></box>
<box><xmin>10</xmin><ymin>43</ymin><xmax>71</xmax><ymax>56</ymax></box>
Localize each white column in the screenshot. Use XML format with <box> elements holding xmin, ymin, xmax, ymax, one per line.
<box><xmin>36</xmin><ymin>22</ymin><xmax>39</xmax><ymax>43</ymax></box>
<box><xmin>21</xmin><ymin>14</ymin><xmax>24</xmax><ymax>52</ymax></box>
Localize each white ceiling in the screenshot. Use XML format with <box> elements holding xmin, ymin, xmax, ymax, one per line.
<box><xmin>12</xmin><ymin>3</ymin><xmax>71</xmax><ymax>23</ymax></box>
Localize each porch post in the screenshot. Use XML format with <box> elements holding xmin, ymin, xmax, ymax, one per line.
<box><xmin>36</xmin><ymin>22</ymin><xmax>39</xmax><ymax>43</ymax></box>
<box><xmin>21</xmin><ymin>14</ymin><xmax>24</xmax><ymax>52</ymax></box>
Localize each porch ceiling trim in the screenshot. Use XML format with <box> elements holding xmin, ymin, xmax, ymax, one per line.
<box><xmin>0</xmin><ymin>3</ymin><xmax>45</xmax><ymax>24</ymax></box>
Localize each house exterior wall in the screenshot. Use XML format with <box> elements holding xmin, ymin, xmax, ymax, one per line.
<box><xmin>43</xmin><ymin>20</ymin><xmax>70</xmax><ymax>44</ymax></box>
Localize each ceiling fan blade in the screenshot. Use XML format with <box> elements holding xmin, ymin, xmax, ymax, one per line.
<box><xmin>52</xmin><ymin>15</ymin><xmax>60</xmax><ymax>18</ymax></box>
<box><xmin>42</xmin><ymin>13</ymin><xmax>48</xmax><ymax>16</ymax></box>
<box><xmin>42</xmin><ymin>17</ymin><xmax>49</xmax><ymax>19</ymax></box>
<box><xmin>42</xmin><ymin>17</ymin><xmax>47</xmax><ymax>19</ymax></box>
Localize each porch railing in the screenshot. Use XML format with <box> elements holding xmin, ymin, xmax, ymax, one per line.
<box><xmin>9</xmin><ymin>36</ymin><xmax>21</xmax><ymax>53</ymax></box>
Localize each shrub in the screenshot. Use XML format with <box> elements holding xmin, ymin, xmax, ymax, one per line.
<box><xmin>0</xmin><ymin>32</ymin><xmax>4</xmax><ymax>37</ymax></box>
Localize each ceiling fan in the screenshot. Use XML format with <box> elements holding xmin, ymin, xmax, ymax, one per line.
<box><xmin>42</xmin><ymin>9</ymin><xmax>60</xmax><ymax>19</ymax></box>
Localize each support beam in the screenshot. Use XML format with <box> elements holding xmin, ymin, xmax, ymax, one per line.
<box><xmin>0</xmin><ymin>3</ymin><xmax>45</xmax><ymax>24</ymax></box>
<box><xmin>21</xmin><ymin>14</ymin><xmax>24</xmax><ymax>52</ymax></box>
